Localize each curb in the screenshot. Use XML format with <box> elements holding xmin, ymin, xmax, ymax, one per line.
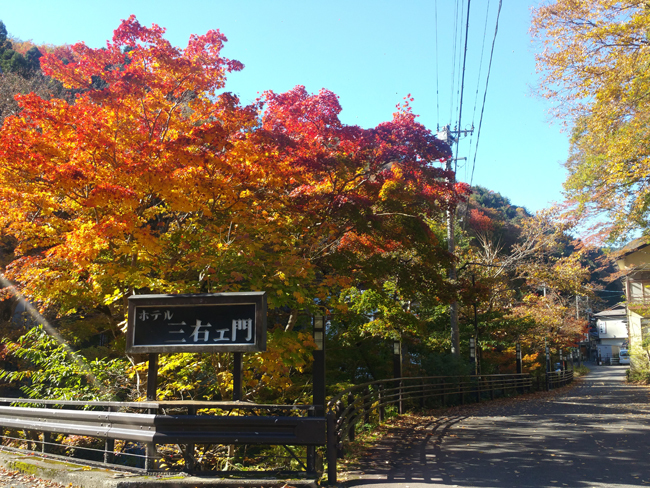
<box><xmin>0</xmin><ymin>450</ymin><xmax>319</xmax><ymax>488</ymax></box>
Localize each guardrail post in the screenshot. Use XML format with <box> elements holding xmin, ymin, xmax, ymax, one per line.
<box><xmin>185</xmin><ymin>406</ymin><xmax>196</xmax><ymax>471</ymax></box>
<box><xmin>42</xmin><ymin>432</ymin><xmax>51</xmax><ymax>454</ymax></box>
<box><xmin>41</xmin><ymin>404</ymin><xmax>51</xmax><ymax>454</ymax></box>
<box><xmin>146</xmin><ymin>401</ymin><xmax>159</xmax><ymax>472</ymax></box>
<box><xmin>475</xmin><ymin>376</ymin><xmax>481</xmax><ymax>403</ymax></box>
<box><xmin>145</xmin><ymin>443</ymin><xmax>158</xmax><ymax>472</ymax></box>
<box><xmin>378</xmin><ymin>385</ymin><xmax>385</xmax><ymax>423</ymax></box>
<box><xmin>104</xmin><ymin>406</ymin><xmax>114</xmax><ymax>464</ymax></box>
<box><xmin>327</xmin><ymin>411</ymin><xmax>338</xmax><ymax>485</ymax></box>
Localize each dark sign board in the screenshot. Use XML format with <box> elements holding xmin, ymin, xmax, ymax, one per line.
<box><xmin>126</xmin><ymin>292</ymin><xmax>267</xmax><ymax>353</ymax></box>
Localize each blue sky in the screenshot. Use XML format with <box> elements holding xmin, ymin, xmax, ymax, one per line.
<box><xmin>1</xmin><ymin>1</ymin><xmax>567</xmax><ymax>214</ymax></box>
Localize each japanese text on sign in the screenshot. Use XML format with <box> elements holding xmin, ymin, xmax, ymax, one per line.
<box><xmin>126</xmin><ymin>293</ymin><xmax>267</xmax><ymax>353</ymax></box>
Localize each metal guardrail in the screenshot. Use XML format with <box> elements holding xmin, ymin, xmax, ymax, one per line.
<box><xmin>0</xmin><ymin>407</ymin><xmax>325</xmax><ymax>445</ymax></box>
<box><xmin>0</xmin><ymin>398</ymin><xmax>324</xmax><ymax>473</ymax></box>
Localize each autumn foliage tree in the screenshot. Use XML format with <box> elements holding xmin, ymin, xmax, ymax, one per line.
<box><xmin>532</xmin><ymin>0</ymin><xmax>650</xmax><ymax>240</ymax></box>
<box><xmin>452</xmin><ymin>203</ymin><xmax>592</xmax><ymax>374</ymax></box>
<box><xmin>0</xmin><ymin>17</ymin><xmax>459</xmax><ymax>399</ymax></box>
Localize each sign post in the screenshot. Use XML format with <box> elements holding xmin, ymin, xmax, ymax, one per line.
<box><xmin>146</xmin><ymin>353</ymin><xmax>159</xmax><ymax>402</ymax></box>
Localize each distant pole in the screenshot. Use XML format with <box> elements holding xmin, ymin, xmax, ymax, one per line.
<box><xmin>469</xmin><ymin>337</ymin><xmax>477</xmax><ymax>374</ymax></box>
<box><xmin>545</xmin><ymin>343</ymin><xmax>551</xmax><ymax>391</ymax></box>
<box><xmin>472</xmin><ymin>274</ymin><xmax>480</xmax><ymax>374</ymax></box>
<box><xmin>312</xmin><ymin>314</ymin><xmax>326</xmax><ymax>417</ymax></box>
<box><xmin>578</xmin><ymin>346</ymin><xmax>582</xmax><ymax>368</ymax></box>
<box><xmin>393</xmin><ymin>340</ymin><xmax>403</xmax><ymax>414</ymax></box>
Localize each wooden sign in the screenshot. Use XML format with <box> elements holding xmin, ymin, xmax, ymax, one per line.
<box><xmin>126</xmin><ymin>292</ymin><xmax>267</xmax><ymax>353</ymax></box>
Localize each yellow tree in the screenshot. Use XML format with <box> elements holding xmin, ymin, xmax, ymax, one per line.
<box><xmin>532</xmin><ymin>0</ymin><xmax>650</xmax><ymax>240</ymax></box>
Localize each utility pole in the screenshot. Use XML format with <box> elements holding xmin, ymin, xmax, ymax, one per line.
<box><xmin>436</xmin><ymin>125</ymin><xmax>473</xmax><ymax>357</ymax></box>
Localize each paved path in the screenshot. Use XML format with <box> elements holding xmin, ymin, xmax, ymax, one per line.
<box><xmin>345</xmin><ymin>365</ymin><xmax>650</xmax><ymax>488</ymax></box>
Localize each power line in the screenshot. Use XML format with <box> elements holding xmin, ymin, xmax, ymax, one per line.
<box><xmin>470</xmin><ymin>0</ymin><xmax>502</xmax><ymax>187</ymax></box>
<box><xmin>435</xmin><ymin>0</ymin><xmax>440</xmax><ymax>130</ymax></box>
<box><xmin>465</xmin><ymin>0</ymin><xmax>491</xmax><ymax>182</ymax></box>
<box><xmin>449</xmin><ymin>0</ymin><xmax>461</xmax><ymax>125</ymax></box>
<box><xmin>454</xmin><ymin>0</ymin><xmax>472</xmax><ymax>171</ymax></box>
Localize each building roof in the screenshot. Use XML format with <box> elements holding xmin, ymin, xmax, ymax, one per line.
<box><xmin>614</xmin><ymin>236</ymin><xmax>650</xmax><ymax>259</ymax></box>
<box><xmin>593</xmin><ymin>303</ymin><xmax>626</xmax><ymax>318</ymax></box>
<box><xmin>593</xmin><ymin>308</ymin><xmax>626</xmax><ymax>318</ymax></box>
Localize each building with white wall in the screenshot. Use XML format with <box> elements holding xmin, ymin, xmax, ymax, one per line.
<box><xmin>593</xmin><ymin>305</ymin><xmax>628</xmax><ymax>362</ymax></box>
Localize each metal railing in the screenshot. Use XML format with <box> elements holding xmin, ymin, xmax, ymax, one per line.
<box><xmin>0</xmin><ymin>398</ymin><xmax>324</xmax><ymax>474</ymax></box>
<box><xmin>325</xmin><ymin>372</ymin><xmax>572</xmax><ymax>484</ymax></box>
<box><xmin>546</xmin><ymin>369</ymin><xmax>574</xmax><ymax>390</ymax></box>
<box><xmin>0</xmin><ymin>370</ymin><xmax>575</xmax><ymax>482</ymax></box>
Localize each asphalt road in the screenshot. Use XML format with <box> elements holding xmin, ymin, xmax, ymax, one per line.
<box><xmin>345</xmin><ymin>365</ymin><xmax>650</xmax><ymax>488</ymax></box>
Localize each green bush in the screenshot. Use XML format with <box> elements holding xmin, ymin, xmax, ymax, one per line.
<box><xmin>0</xmin><ymin>325</ymin><xmax>130</xmax><ymax>401</ymax></box>
<box><xmin>626</xmin><ymin>369</ymin><xmax>650</xmax><ymax>384</ymax></box>
<box><xmin>573</xmin><ymin>365</ymin><xmax>590</xmax><ymax>377</ymax></box>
